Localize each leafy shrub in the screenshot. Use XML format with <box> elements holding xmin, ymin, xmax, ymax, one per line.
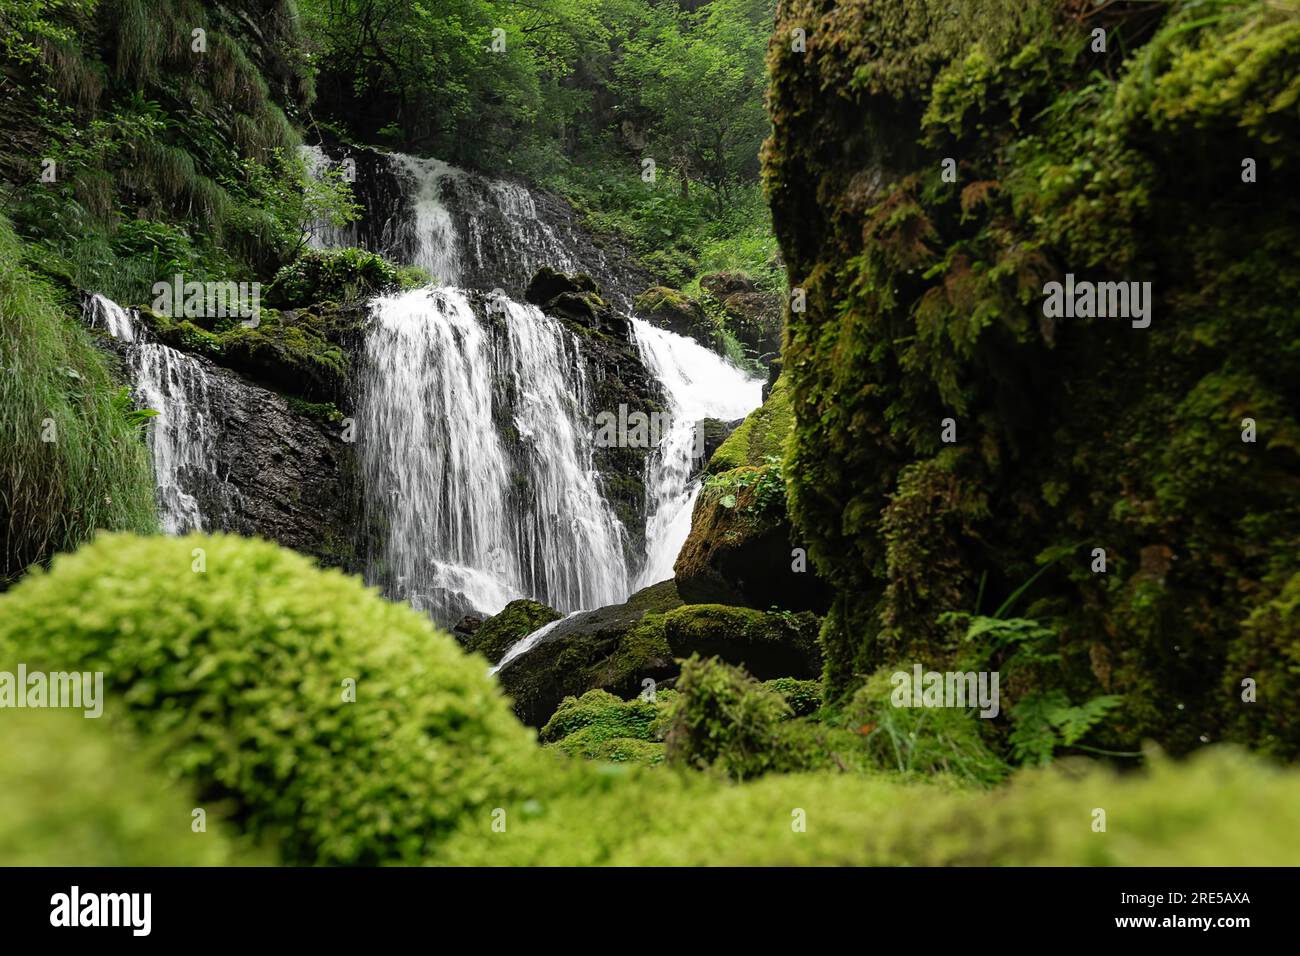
<box><xmin>264</xmin><ymin>248</ymin><xmax>398</xmax><ymax>308</ymax></box>
<box><xmin>0</xmin><ymin>710</ymin><xmax>256</xmax><ymax>866</ymax></box>
<box><xmin>763</xmin><ymin>677</ymin><xmax>822</xmax><ymax>718</ymax></box>
<box><xmin>0</xmin><ymin>532</ymin><xmax>554</xmax><ymax>864</ymax></box>
<box><xmin>663</xmin><ymin>655</ymin><xmax>793</xmax><ymax>780</ymax></box>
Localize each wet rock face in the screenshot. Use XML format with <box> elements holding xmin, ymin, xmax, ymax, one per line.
<box><xmin>673</xmin><ymin>478</ymin><xmax>832</xmax><ymax>615</ymax></box>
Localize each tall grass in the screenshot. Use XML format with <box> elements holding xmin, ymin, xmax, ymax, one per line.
<box><xmin>0</xmin><ymin>217</ymin><xmax>157</xmax><ymax>586</ymax></box>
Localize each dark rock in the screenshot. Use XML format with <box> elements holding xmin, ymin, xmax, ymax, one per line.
<box><xmin>524</xmin><ymin>266</ymin><xmax>599</xmax><ymax>306</ymax></box>
<box><xmin>690</xmin><ymin>418</ymin><xmax>742</xmax><ymax>481</ymax></box>
<box><xmin>700</xmin><ymin>271</ymin><xmax>757</xmax><ymax>298</ymax></box>
<box><xmin>662</xmin><ymin>604</ymin><xmax>822</xmax><ymax>680</ymax></box>
<box><xmin>633</xmin><ymin>286</ymin><xmax>723</xmax><ymax>351</ymax></box>
<box><xmin>495</xmin><ymin>580</ymin><xmax>684</xmax><ymax>725</ymax></box>
<box><xmin>674</xmin><ymin>475</ymin><xmax>832</xmax><ymax>614</ymax></box>
<box><xmin>470</xmin><ymin>599</ymin><xmax>562</xmax><ymax>664</ymax></box>
<box><xmin>452</xmin><ymin>615</ymin><xmax>484</xmax><ymax>648</ymax></box>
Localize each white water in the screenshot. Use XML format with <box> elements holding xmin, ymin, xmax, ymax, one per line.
<box><xmin>85</xmin><ymin>294</ymin><xmax>235</xmax><ymax>533</ymax></box>
<box><xmin>490</xmin><ymin>612</ymin><xmax>580</xmax><ymax>675</ymax></box>
<box><xmin>631</xmin><ymin>318</ymin><xmax>764</xmax><ymax>588</ymax></box>
<box><xmin>358</xmin><ymin>288</ymin><xmax>629</xmax><ymax>620</ymax></box>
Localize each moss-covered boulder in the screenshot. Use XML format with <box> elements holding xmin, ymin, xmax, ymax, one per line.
<box><xmin>471</xmin><ymin>598</ymin><xmax>562</xmax><ymax>664</ymax></box>
<box><xmin>706</xmin><ymin>373</ymin><xmax>793</xmax><ymax>474</ymax></box>
<box><xmin>495</xmin><ymin>579</ymin><xmax>684</xmax><ymax>725</ymax></box>
<box><xmin>675</xmin><ymin>463</ymin><xmax>832</xmax><ymax>613</ymax></box>
<box><xmin>662</xmin><ymin>605</ymin><xmax>822</xmax><ymax>680</ymax></box>
<box><xmin>764</xmin><ymin>0</ymin><xmax>1300</xmax><ymax>755</ymax></box>
<box><xmin>634</xmin><ymin>285</ymin><xmax>723</xmax><ymax>350</ymax></box>
<box><xmin>0</xmin><ymin>532</ymin><xmax>555</xmax><ymax>864</ymax></box>
<box><xmin>538</xmin><ymin>688</ymin><xmax>671</xmax><ymax>766</ymax></box>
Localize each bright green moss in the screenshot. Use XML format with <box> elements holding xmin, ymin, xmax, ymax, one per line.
<box><xmin>0</xmin><ymin>710</ymin><xmax>259</xmax><ymax>866</ymax></box>
<box><xmin>707</xmin><ymin>374</ymin><xmax>793</xmax><ymax>474</ymax></box>
<box><xmin>763</xmin><ymin>677</ymin><xmax>822</xmax><ymax>718</ymax></box>
<box><xmin>472</xmin><ymin>599</ymin><xmax>562</xmax><ymax>665</ymax></box>
<box><xmin>265</xmin><ymin>248</ymin><xmax>400</xmax><ymax>308</ymax></box>
<box><xmin>0</xmin><ymin>532</ymin><xmax>556</xmax><ymax>865</ymax></box>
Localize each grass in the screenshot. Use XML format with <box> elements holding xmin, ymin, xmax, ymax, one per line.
<box><xmin>0</xmin><ymin>215</ymin><xmax>158</xmax><ymax>586</ymax></box>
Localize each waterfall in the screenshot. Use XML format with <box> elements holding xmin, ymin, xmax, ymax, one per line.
<box><xmin>357</xmin><ymin>288</ymin><xmax>629</xmax><ymax>621</ymax></box>
<box><xmin>84</xmin><ymin>294</ymin><xmax>239</xmax><ymax>533</ymax></box>
<box><xmin>630</xmin><ymin>318</ymin><xmax>764</xmax><ymax>588</ymax></box>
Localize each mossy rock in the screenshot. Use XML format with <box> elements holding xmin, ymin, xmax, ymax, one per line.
<box><xmin>674</xmin><ymin>468</ymin><xmax>832</xmax><ymax>613</ymax></box>
<box><xmin>495</xmin><ymin>580</ymin><xmax>684</xmax><ymax>726</ymax></box>
<box><xmin>763</xmin><ymin>677</ymin><xmax>823</xmax><ymax>718</ymax></box>
<box><xmin>538</xmin><ymin>686</ymin><xmax>670</xmax><ymax>749</ymax></box>
<box><xmin>662</xmin><ymin>604</ymin><xmax>823</xmax><ymax>680</ymax></box>
<box><xmin>765</xmin><ymin>0</ymin><xmax>1300</xmax><ymax>756</ymax></box>
<box><xmin>524</xmin><ymin>266</ymin><xmax>599</xmax><ymax>306</ymax></box>
<box><xmin>707</xmin><ymin>373</ymin><xmax>794</xmax><ymax>474</ymax></box>
<box><xmin>471</xmin><ymin>598</ymin><xmax>562</xmax><ymax>664</ymax></box>
<box><xmin>633</xmin><ymin>285</ymin><xmax>723</xmax><ymax>350</ymax></box>
<box><xmin>0</xmin><ymin>532</ymin><xmax>554</xmax><ymax>865</ymax></box>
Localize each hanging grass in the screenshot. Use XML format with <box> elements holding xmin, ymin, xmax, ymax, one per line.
<box><xmin>0</xmin><ymin>216</ymin><xmax>158</xmax><ymax>588</ymax></box>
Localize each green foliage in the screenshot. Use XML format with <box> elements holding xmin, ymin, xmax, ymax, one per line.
<box><xmin>0</xmin><ymin>710</ymin><xmax>259</xmax><ymax>865</ymax></box>
<box><xmin>704</xmin><ymin>457</ymin><xmax>786</xmax><ymax>516</ymax></box>
<box><xmin>841</xmin><ymin>668</ymin><xmax>1010</xmax><ymax>785</ymax></box>
<box><xmin>767</xmin><ymin>0</ymin><xmax>1300</xmax><ymax>758</ymax></box>
<box><xmin>265</xmin><ymin>247</ymin><xmax>399</xmax><ymax>308</ymax></box>
<box><xmin>0</xmin><ymin>532</ymin><xmax>556</xmax><ymax>864</ymax></box>
<box><xmin>763</xmin><ymin>677</ymin><xmax>822</xmax><ymax>718</ymax></box>
<box><xmin>663</xmin><ymin>655</ymin><xmax>793</xmax><ymax>780</ymax></box>
<box><xmin>0</xmin><ymin>216</ymin><xmax>157</xmax><ymax>586</ymax></box>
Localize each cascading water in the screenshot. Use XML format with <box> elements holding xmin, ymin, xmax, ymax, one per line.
<box><xmin>84</xmin><ymin>294</ymin><xmax>239</xmax><ymax>533</ymax></box>
<box><xmin>630</xmin><ymin>318</ymin><xmax>764</xmax><ymax>588</ymax></box>
<box><xmin>358</xmin><ymin>288</ymin><xmax>630</xmax><ymax>620</ymax></box>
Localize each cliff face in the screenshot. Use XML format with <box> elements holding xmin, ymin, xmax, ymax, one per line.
<box><xmin>764</xmin><ymin>0</ymin><xmax>1300</xmax><ymax>755</ymax></box>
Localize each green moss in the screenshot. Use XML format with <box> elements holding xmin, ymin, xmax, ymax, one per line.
<box><xmin>764</xmin><ymin>0</ymin><xmax>1300</xmax><ymax>755</ymax></box>
<box><xmin>0</xmin><ymin>710</ymin><xmax>259</xmax><ymax>866</ymax></box>
<box><xmin>473</xmin><ymin>599</ymin><xmax>562</xmax><ymax>665</ymax></box>
<box><xmin>440</xmin><ymin>746</ymin><xmax>1300</xmax><ymax>866</ymax></box>
<box><xmin>0</xmin><ymin>532</ymin><xmax>555</xmax><ymax>865</ymax></box>
<box><xmin>707</xmin><ymin>374</ymin><xmax>794</xmax><ymax>473</ymax></box>
<box><xmin>763</xmin><ymin>677</ymin><xmax>822</xmax><ymax>718</ymax></box>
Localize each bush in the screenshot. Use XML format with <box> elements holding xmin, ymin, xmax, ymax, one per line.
<box><xmin>265</xmin><ymin>248</ymin><xmax>399</xmax><ymax>308</ymax></box>
<box><xmin>663</xmin><ymin>655</ymin><xmax>793</xmax><ymax>780</ymax></box>
<box><xmin>0</xmin><ymin>532</ymin><xmax>555</xmax><ymax>864</ymax></box>
<box><xmin>0</xmin><ymin>710</ymin><xmax>256</xmax><ymax>865</ymax></box>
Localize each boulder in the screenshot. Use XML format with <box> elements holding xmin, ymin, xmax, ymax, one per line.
<box><xmin>661</xmin><ymin>604</ymin><xmax>822</xmax><ymax>680</ymax></box>
<box><xmin>633</xmin><ymin>286</ymin><xmax>722</xmax><ymax>350</ymax></box>
<box><xmin>469</xmin><ymin>598</ymin><xmax>561</xmax><ymax>664</ymax></box>
<box><xmin>495</xmin><ymin>580</ymin><xmax>684</xmax><ymax>725</ymax></box>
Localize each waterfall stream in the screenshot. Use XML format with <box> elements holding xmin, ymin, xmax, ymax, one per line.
<box><xmin>85</xmin><ymin>294</ymin><xmax>241</xmax><ymax>534</ymax></box>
